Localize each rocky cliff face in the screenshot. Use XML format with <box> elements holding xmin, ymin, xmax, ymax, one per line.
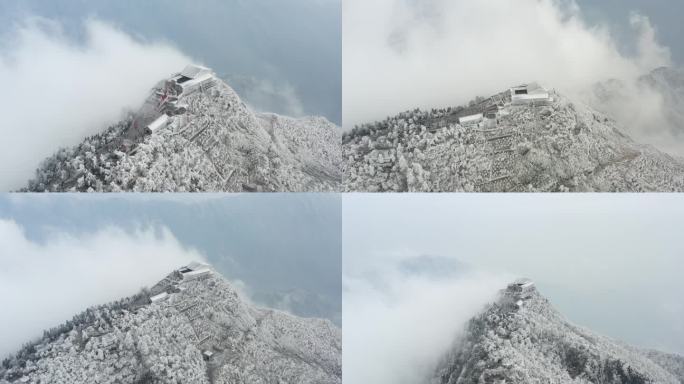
<box><xmin>432</xmin><ymin>281</ymin><xmax>684</xmax><ymax>384</ymax></box>
<box><xmin>343</xmin><ymin>86</ymin><xmax>684</xmax><ymax>192</ymax></box>
<box><xmin>24</xmin><ymin>66</ymin><xmax>341</xmax><ymax>192</ymax></box>
<box><xmin>0</xmin><ymin>263</ymin><xmax>341</xmax><ymax>384</ymax></box>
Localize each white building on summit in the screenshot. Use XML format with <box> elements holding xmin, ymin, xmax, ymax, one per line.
<box><xmin>510</xmin><ymin>83</ymin><xmax>552</xmax><ymax>105</ymax></box>
<box><xmin>503</xmin><ymin>278</ymin><xmax>536</xmax><ymax>309</ymax></box>
<box><xmin>179</xmin><ymin>261</ymin><xmax>212</xmax><ymax>281</ymax></box>
<box><xmin>513</xmin><ymin>278</ymin><xmax>535</xmax><ymax>292</ymax></box>
<box><xmin>171</xmin><ymin>65</ymin><xmax>216</xmax><ymax>96</ymax></box>
<box><xmin>452</xmin><ymin>83</ymin><xmax>553</xmax><ymax>131</ymax></box>
<box><xmin>133</xmin><ymin>64</ymin><xmax>217</xmax><ymax>137</ymax></box>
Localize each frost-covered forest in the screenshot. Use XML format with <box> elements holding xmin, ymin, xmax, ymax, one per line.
<box><xmin>0</xmin><ymin>266</ymin><xmax>342</xmax><ymax>384</ymax></box>
<box><xmin>23</xmin><ymin>75</ymin><xmax>341</xmax><ymax>192</ymax></box>
<box><xmin>432</xmin><ymin>282</ymin><xmax>684</xmax><ymax>384</ymax></box>
<box><xmin>343</xmin><ymin>87</ymin><xmax>684</xmax><ymax>192</ymax></box>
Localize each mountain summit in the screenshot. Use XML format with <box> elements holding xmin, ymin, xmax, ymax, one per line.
<box><xmin>25</xmin><ymin>65</ymin><xmax>342</xmax><ymax>192</ymax></box>
<box><xmin>343</xmin><ymin>82</ymin><xmax>684</xmax><ymax>192</ymax></box>
<box><xmin>432</xmin><ymin>280</ymin><xmax>684</xmax><ymax>384</ymax></box>
<box><xmin>0</xmin><ymin>262</ymin><xmax>342</xmax><ymax>384</ymax></box>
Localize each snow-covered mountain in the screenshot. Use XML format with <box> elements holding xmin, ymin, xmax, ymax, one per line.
<box><xmin>0</xmin><ymin>262</ymin><xmax>342</xmax><ymax>384</ymax></box>
<box><xmin>343</xmin><ymin>82</ymin><xmax>684</xmax><ymax>192</ymax></box>
<box><xmin>24</xmin><ymin>65</ymin><xmax>342</xmax><ymax>192</ymax></box>
<box><xmin>432</xmin><ymin>280</ymin><xmax>684</xmax><ymax>384</ymax></box>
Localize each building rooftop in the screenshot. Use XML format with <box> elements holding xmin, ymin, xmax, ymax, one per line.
<box><xmin>180</xmin><ymin>64</ymin><xmax>212</xmax><ymax>79</ymax></box>
<box><xmin>150</xmin><ymin>292</ymin><xmax>169</xmax><ymax>303</ymax></box>
<box><xmin>513</xmin><ymin>278</ymin><xmax>535</xmax><ymax>288</ymax></box>
<box><xmin>183</xmin><ymin>261</ymin><xmax>211</xmax><ymax>271</ymax></box>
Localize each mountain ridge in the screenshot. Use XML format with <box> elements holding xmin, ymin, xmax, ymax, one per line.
<box><xmin>343</xmin><ymin>73</ymin><xmax>684</xmax><ymax>192</ymax></box>
<box><xmin>432</xmin><ymin>280</ymin><xmax>684</xmax><ymax>384</ymax></box>
<box><xmin>0</xmin><ymin>262</ymin><xmax>342</xmax><ymax>384</ymax></box>
<box><xmin>23</xmin><ymin>65</ymin><xmax>342</xmax><ymax>192</ymax></box>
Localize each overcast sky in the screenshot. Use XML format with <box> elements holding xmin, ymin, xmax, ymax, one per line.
<box><xmin>343</xmin><ymin>0</ymin><xmax>680</xmax><ymax>129</ymax></box>
<box><xmin>0</xmin><ymin>0</ymin><xmax>341</xmax><ymax>123</ymax></box>
<box><xmin>343</xmin><ymin>193</ymin><xmax>684</xmax><ymax>383</ymax></box>
<box><xmin>0</xmin><ymin>193</ymin><xmax>341</xmax><ymax>358</ymax></box>
<box><xmin>0</xmin><ymin>0</ymin><xmax>340</xmax><ymax>191</ymax></box>
<box><xmin>577</xmin><ymin>0</ymin><xmax>684</xmax><ymax>63</ymax></box>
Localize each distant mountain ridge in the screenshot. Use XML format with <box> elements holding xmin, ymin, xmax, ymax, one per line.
<box><xmin>343</xmin><ymin>74</ymin><xmax>684</xmax><ymax>192</ymax></box>
<box><xmin>588</xmin><ymin>67</ymin><xmax>684</xmax><ymax>140</ymax></box>
<box><xmin>24</xmin><ymin>65</ymin><xmax>341</xmax><ymax>192</ymax></box>
<box><xmin>0</xmin><ymin>262</ymin><xmax>342</xmax><ymax>384</ymax></box>
<box><xmin>432</xmin><ymin>280</ymin><xmax>684</xmax><ymax>384</ymax></box>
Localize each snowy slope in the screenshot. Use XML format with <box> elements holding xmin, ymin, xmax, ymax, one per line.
<box><xmin>432</xmin><ymin>282</ymin><xmax>684</xmax><ymax>384</ymax></box>
<box><xmin>343</xmin><ymin>87</ymin><xmax>684</xmax><ymax>192</ymax></box>
<box><xmin>24</xmin><ymin>67</ymin><xmax>341</xmax><ymax>192</ymax></box>
<box><xmin>0</xmin><ymin>264</ymin><xmax>342</xmax><ymax>384</ymax></box>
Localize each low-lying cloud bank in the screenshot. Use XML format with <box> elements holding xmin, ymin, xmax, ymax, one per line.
<box><xmin>343</xmin><ymin>0</ymin><xmax>680</xmax><ymax>153</ymax></box>
<box><xmin>0</xmin><ymin>219</ymin><xmax>205</xmax><ymax>358</ymax></box>
<box><xmin>0</xmin><ymin>18</ymin><xmax>191</xmax><ymax>191</ymax></box>
<box><xmin>343</xmin><ymin>253</ymin><xmax>511</xmax><ymax>384</ymax></box>
<box><xmin>342</xmin><ymin>194</ymin><xmax>684</xmax><ymax>355</ymax></box>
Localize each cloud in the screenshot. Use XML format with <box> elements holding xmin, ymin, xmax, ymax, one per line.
<box><xmin>0</xmin><ymin>17</ymin><xmax>192</xmax><ymax>191</ymax></box>
<box><xmin>229</xmin><ymin>75</ymin><xmax>306</xmax><ymax>117</ymax></box>
<box><xmin>342</xmin><ymin>0</ymin><xmax>672</xmax><ymax>129</ymax></box>
<box><xmin>343</xmin><ymin>194</ymin><xmax>684</xmax><ymax>356</ymax></box>
<box><xmin>0</xmin><ymin>219</ymin><xmax>205</xmax><ymax>358</ymax></box>
<box><xmin>343</xmin><ymin>253</ymin><xmax>511</xmax><ymax>384</ymax></box>
<box><xmin>629</xmin><ymin>12</ymin><xmax>672</xmax><ymax>71</ymax></box>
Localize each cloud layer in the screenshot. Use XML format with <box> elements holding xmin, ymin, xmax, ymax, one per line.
<box><xmin>229</xmin><ymin>75</ymin><xmax>306</xmax><ymax>117</ymax></box>
<box><xmin>0</xmin><ymin>18</ymin><xmax>191</xmax><ymax>190</ymax></box>
<box><xmin>0</xmin><ymin>219</ymin><xmax>204</xmax><ymax>358</ymax></box>
<box><xmin>343</xmin><ymin>253</ymin><xmax>511</xmax><ymax>384</ymax></box>
<box><xmin>343</xmin><ymin>0</ymin><xmax>671</xmax><ymax>129</ymax></box>
<box><xmin>343</xmin><ymin>194</ymin><xmax>684</xmax><ymax>356</ymax></box>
